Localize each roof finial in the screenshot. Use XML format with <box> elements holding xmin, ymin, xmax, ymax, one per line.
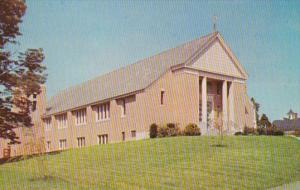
<box><xmin>212</xmin><ymin>15</ymin><xmax>218</xmax><ymax>32</ymax></box>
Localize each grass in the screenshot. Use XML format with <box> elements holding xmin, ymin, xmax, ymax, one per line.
<box><xmin>0</xmin><ymin>136</ymin><xmax>299</xmax><ymax>190</ymax></box>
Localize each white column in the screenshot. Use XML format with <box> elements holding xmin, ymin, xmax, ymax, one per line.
<box><xmin>202</xmin><ymin>77</ymin><xmax>207</xmax><ymax>133</ymax></box>
<box><xmin>228</xmin><ymin>82</ymin><xmax>235</xmax><ymax>133</ymax></box>
<box><xmin>222</xmin><ymin>80</ymin><xmax>228</xmax><ymax>132</ymax></box>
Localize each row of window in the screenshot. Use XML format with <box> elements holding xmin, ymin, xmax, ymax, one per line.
<box><xmin>44</xmin><ymin>102</ymin><xmax>112</xmax><ymax>129</ymax></box>
<box><xmin>44</xmin><ymin>91</ymin><xmax>166</xmax><ymax>130</ymax></box>
<box><xmin>46</xmin><ymin>131</ymin><xmax>136</xmax><ymax>151</ymax></box>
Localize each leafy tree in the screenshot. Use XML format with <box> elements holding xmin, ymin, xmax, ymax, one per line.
<box><xmin>259</xmin><ymin>114</ymin><xmax>271</xmax><ymax>128</ymax></box>
<box><xmin>251</xmin><ymin>97</ymin><xmax>260</xmax><ymax>126</ymax></box>
<box><xmin>0</xmin><ymin>0</ymin><xmax>47</xmax><ymax>144</ymax></box>
<box><xmin>256</xmin><ymin>113</ymin><xmax>272</xmax><ymax>135</ymax></box>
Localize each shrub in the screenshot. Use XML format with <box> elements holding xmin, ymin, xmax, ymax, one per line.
<box><xmin>149</xmin><ymin>123</ymin><xmax>158</xmax><ymax>138</ymax></box>
<box><xmin>273</xmin><ymin>130</ymin><xmax>284</xmax><ymax>136</ymax></box>
<box><xmin>157</xmin><ymin>123</ymin><xmax>181</xmax><ymax>137</ymax></box>
<box><xmin>243</xmin><ymin>127</ymin><xmax>256</xmax><ymax>135</ymax></box>
<box><xmin>166</xmin><ymin>123</ymin><xmax>181</xmax><ymax>136</ymax></box>
<box><xmin>266</xmin><ymin>126</ymin><xmax>275</xmax><ymax>135</ymax></box>
<box><xmin>257</xmin><ymin>127</ymin><xmax>265</xmax><ymax>135</ymax></box>
<box><xmin>183</xmin><ymin>123</ymin><xmax>201</xmax><ymax>136</ymax></box>
<box><xmin>157</xmin><ymin>124</ymin><xmax>168</xmax><ymax>138</ymax></box>
<box><xmin>234</xmin><ymin>131</ymin><xmax>243</xmax><ymax>136</ymax></box>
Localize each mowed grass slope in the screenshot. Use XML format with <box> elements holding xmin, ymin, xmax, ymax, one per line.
<box><xmin>0</xmin><ymin>136</ymin><xmax>299</xmax><ymax>190</ymax></box>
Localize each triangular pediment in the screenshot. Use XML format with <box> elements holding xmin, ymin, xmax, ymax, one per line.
<box><xmin>190</xmin><ymin>35</ymin><xmax>247</xmax><ymax>79</ymax></box>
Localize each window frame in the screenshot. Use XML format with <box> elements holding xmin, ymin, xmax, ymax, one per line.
<box><xmin>56</xmin><ymin>113</ymin><xmax>68</xmax><ymax>129</ymax></box>
<box><xmin>122</xmin><ymin>132</ymin><xmax>125</xmax><ymax>141</ymax></box>
<box><xmin>46</xmin><ymin>141</ymin><xmax>51</xmax><ymax>151</ymax></box>
<box><xmin>245</xmin><ymin>107</ymin><xmax>249</xmax><ymax>115</ymax></box>
<box><xmin>160</xmin><ymin>90</ymin><xmax>165</xmax><ymax>105</ymax></box>
<box><xmin>98</xmin><ymin>134</ymin><xmax>108</xmax><ymax>145</ymax></box>
<box><xmin>131</xmin><ymin>130</ymin><xmax>136</xmax><ymax>138</ymax></box>
<box><xmin>95</xmin><ymin>102</ymin><xmax>110</xmax><ymax>122</ymax></box>
<box><xmin>121</xmin><ymin>99</ymin><xmax>126</xmax><ymax>117</ymax></box>
<box><xmin>59</xmin><ymin>139</ymin><xmax>67</xmax><ymax>150</ymax></box>
<box><xmin>74</xmin><ymin>108</ymin><xmax>87</xmax><ymax>126</ymax></box>
<box><xmin>77</xmin><ymin>137</ymin><xmax>86</xmax><ymax>148</ymax></box>
<box><xmin>44</xmin><ymin>117</ymin><xmax>52</xmax><ymax>131</ymax></box>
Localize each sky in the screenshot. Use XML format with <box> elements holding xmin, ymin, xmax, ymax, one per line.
<box><xmin>15</xmin><ymin>0</ymin><xmax>300</xmax><ymax>121</ymax></box>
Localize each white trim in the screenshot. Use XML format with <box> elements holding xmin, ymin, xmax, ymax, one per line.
<box><xmin>233</xmin><ymin>79</ymin><xmax>245</xmax><ymax>84</ymax></box>
<box><xmin>182</xmin><ymin>67</ymin><xmax>246</xmax><ymax>82</ymax></box>
<box><xmin>216</xmin><ymin>33</ymin><xmax>249</xmax><ymax>79</ymax></box>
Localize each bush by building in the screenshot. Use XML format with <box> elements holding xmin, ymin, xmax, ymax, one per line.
<box><xmin>183</xmin><ymin>123</ymin><xmax>201</xmax><ymax>136</ymax></box>
<box><xmin>257</xmin><ymin>127</ymin><xmax>266</xmax><ymax>135</ymax></box>
<box><xmin>149</xmin><ymin>123</ymin><xmax>158</xmax><ymax>138</ymax></box>
<box><xmin>243</xmin><ymin>127</ymin><xmax>256</xmax><ymax>135</ymax></box>
<box><xmin>157</xmin><ymin>123</ymin><xmax>181</xmax><ymax>137</ymax></box>
<box><xmin>157</xmin><ymin>124</ymin><xmax>168</xmax><ymax>137</ymax></box>
<box><xmin>273</xmin><ymin>130</ymin><xmax>284</xmax><ymax>136</ymax></box>
<box><xmin>234</xmin><ymin>131</ymin><xmax>243</xmax><ymax>136</ymax></box>
<box><xmin>264</xmin><ymin>126</ymin><xmax>284</xmax><ymax>136</ymax></box>
<box><xmin>166</xmin><ymin>123</ymin><xmax>181</xmax><ymax>136</ymax></box>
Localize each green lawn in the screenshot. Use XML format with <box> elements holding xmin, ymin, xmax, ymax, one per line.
<box><xmin>0</xmin><ymin>136</ymin><xmax>299</xmax><ymax>190</ymax></box>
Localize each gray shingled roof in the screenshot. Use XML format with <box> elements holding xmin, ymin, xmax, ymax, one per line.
<box><xmin>45</xmin><ymin>32</ymin><xmax>217</xmax><ymax>115</ymax></box>
<box><xmin>273</xmin><ymin>119</ymin><xmax>300</xmax><ymax>131</ymax></box>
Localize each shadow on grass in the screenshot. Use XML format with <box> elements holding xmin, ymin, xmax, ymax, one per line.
<box><xmin>29</xmin><ymin>175</ymin><xmax>68</xmax><ymax>183</ymax></box>
<box><xmin>211</xmin><ymin>144</ymin><xmax>228</xmax><ymax>148</ymax></box>
<box><xmin>0</xmin><ymin>150</ymin><xmax>62</xmax><ymax>165</ymax></box>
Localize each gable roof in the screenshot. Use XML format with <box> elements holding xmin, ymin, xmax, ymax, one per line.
<box><xmin>45</xmin><ymin>32</ymin><xmax>238</xmax><ymax>115</ymax></box>
<box><xmin>184</xmin><ymin>33</ymin><xmax>248</xmax><ymax>79</ymax></box>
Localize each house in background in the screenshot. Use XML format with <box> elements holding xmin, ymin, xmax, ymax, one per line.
<box><xmin>1</xmin><ymin>31</ymin><xmax>256</xmax><ymax>157</ymax></box>
<box><xmin>273</xmin><ymin>109</ymin><xmax>300</xmax><ymax>132</ymax></box>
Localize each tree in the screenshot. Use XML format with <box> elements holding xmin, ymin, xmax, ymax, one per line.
<box><xmin>211</xmin><ymin>110</ymin><xmax>225</xmax><ymax>146</ymax></box>
<box><xmin>251</xmin><ymin>97</ymin><xmax>260</xmax><ymax>126</ymax></box>
<box><xmin>257</xmin><ymin>113</ymin><xmax>272</xmax><ymax>135</ymax></box>
<box><xmin>259</xmin><ymin>114</ymin><xmax>271</xmax><ymax>128</ymax></box>
<box><xmin>0</xmin><ymin>0</ymin><xmax>47</xmax><ymax>144</ymax></box>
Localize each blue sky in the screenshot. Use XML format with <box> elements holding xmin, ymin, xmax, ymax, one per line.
<box><xmin>16</xmin><ymin>0</ymin><xmax>300</xmax><ymax>121</ymax></box>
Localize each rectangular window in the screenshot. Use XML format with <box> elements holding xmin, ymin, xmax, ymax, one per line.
<box><xmin>95</xmin><ymin>102</ymin><xmax>110</xmax><ymax>121</ymax></box>
<box><xmin>56</xmin><ymin>113</ymin><xmax>67</xmax><ymax>129</ymax></box>
<box><xmin>46</xmin><ymin>141</ymin><xmax>51</xmax><ymax>151</ymax></box>
<box><xmin>98</xmin><ymin>134</ymin><xmax>108</xmax><ymax>145</ymax></box>
<box><xmin>160</xmin><ymin>90</ymin><xmax>165</xmax><ymax>105</ymax></box>
<box><xmin>131</xmin><ymin>130</ymin><xmax>136</xmax><ymax>138</ymax></box>
<box><xmin>245</xmin><ymin>107</ymin><xmax>248</xmax><ymax>114</ymax></box>
<box><xmin>75</xmin><ymin>109</ymin><xmax>87</xmax><ymax>125</ymax></box>
<box><xmin>77</xmin><ymin>137</ymin><xmax>85</xmax><ymax>148</ymax></box>
<box><xmin>59</xmin><ymin>139</ymin><xmax>67</xmax><ymax>150</ymax></box>
<box><xmin>122</xmin><ymin>132</ymin><xmax>125</xmax><ymax>141</ymax></box>
<box><xmin>44</xmin><ymin>118</ymin><xmax>52</xmax><ymax>131</ymax></box>
<box><xmin>121</xmin><ymin>99</ymin><xmax>126</xmax><ymax>117</ymax></box>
